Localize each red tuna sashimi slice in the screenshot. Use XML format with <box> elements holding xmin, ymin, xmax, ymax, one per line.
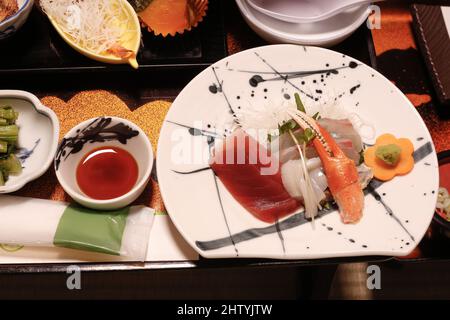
<box><xmin>210</xmin><ymin>129</ymin><xmax>300</xmax><ymax>223</ymax></box>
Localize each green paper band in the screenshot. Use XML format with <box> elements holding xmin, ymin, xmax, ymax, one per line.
<box><xmin>54</xmin><ymin>205</ymin><xmax>129</xmax><ymax>256</ymax></box>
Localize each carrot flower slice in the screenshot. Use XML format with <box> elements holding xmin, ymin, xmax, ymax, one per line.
<box><xmin>364</xmin><ymin>134</ymin><xmax>414</xmax><ymax>181</ymax></box>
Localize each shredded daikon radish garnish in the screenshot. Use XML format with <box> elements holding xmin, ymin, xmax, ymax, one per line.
<box><xmin>288</xmin><ymin>130</ymin><xmax>321</xmax><ymax>222</ymax></box>
<box><xmin>40</xmin><ymin>0</ymin><xmax>135</xmax><ymax>56</ymax></box>
<box><xmin>237</xmin><ymin>100</ymin><xmax>296</xmax><ymax>132</ymax></box>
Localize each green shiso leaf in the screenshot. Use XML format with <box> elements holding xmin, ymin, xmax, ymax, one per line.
<box><xmin>294</xmin><ymin>93</ymin><xmax>306</xmax><ymax>113</ymax></box>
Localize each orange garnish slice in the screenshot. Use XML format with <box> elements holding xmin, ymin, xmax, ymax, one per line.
<box><xmin>364</xmin><ymin>134</ymin><xmax>414</xmax><ymax>181</ymax></box>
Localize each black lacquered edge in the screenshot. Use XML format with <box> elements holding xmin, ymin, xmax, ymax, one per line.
<box><xmin>0</xmin><ymin>256</ymin><xmax>392</xmax><ymax>274</ymax></box>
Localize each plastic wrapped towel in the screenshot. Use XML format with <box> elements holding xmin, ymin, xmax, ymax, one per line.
<box><xmin>0</xmin><ymin>196</ymin><xmax>154</xmax><ymax>261</ymax></box>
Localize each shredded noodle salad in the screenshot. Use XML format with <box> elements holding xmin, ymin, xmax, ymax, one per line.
<box><xmin>40</xmin><ymin>0</ymin><xmax>135</xmax><ymax>55</ymax></box>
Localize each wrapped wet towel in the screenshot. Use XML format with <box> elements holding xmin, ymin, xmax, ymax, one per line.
<box><xmin>0</xmin><ymin>196</ymin><xmax>154</xmax><ymax>261</ymax></box>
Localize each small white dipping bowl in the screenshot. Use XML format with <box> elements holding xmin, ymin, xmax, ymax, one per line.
<box><xmin>55</xmin><ymin>116</ymin><xmax>153</xmax><ymax>210</ymax></box>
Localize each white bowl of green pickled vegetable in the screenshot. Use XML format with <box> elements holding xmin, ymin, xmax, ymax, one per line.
<box><xmin>0</xmin><ymin>90</ymin><xmax>59</xmax><ymax>193</ymax></box>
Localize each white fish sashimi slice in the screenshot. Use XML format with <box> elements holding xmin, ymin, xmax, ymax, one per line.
<box><xmin>277</xmin><ymin>117</ymin><xmax>368</xmax><ymax>213</ymax></box>
<box><xmin>357</xmin><ymin>163</ymin><xmax>374</xmax><ymax>189</ymax></box>
<box><xmin>306</xmin><ymin>157</ymin><xmax>322</xmax><ymax>171</ymax></box>
<box><xmin>275</xmin><ymin>145</ymin><xmax>300</xmax><ymax>164</ymax></box>
<box><xmin>281</xmin><ymin>158</ymin><xmax>326</xmax><ymax>202</ymax></box>
<box><xmin>318</xmin><ymin>118</ymin><xmax>363</xmax><ymax>153</ymax></box>
<box><xmin>275</xmin><ymin>119</ymin><xmax>362</xmax><ymax>165</ymax></box>
<box><xmin>335</xmin><ymin>138</ymin><xmax>360</xmax><ymax>164</ymax></box>
<box><xmin>281</xmin><ymin>159</ymin><xmax>303</xmax><ymax>199</ymax></box>
<box><xmin>277</xmin><ymin>139</ymin><xmax>359</xmax><ymax>164</ymax></box>
<box><xmin>309</xmin><ymin>166</ymin><xmax>328</xmax><ymax>192</ymax></box>
<box><xmin>281</xmin><ymin>158</ymin><xmax>373</xmax><ymax>201</ymax></box>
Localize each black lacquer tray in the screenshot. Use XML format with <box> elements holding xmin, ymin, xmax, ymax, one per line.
<box><xmin>0</xmin><ymin>0</ymin><xmax>227</xmax><ymax>75</ymax></box>
<box><xmin>0</xmin><ymin>2</ymin><xmax>388</xmax><ymax>274</ymax></box>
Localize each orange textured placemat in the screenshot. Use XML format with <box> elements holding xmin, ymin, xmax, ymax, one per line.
<box><xmin>13</xmin><ymin>90</ymin><xmax>170</xmax><ymax>212</ymax></box>
<box><xmin>370</xmin><ymin>3</ymin><xmax>450</xmax><ymax>259</ymax></box>
<box><xmin>371</xmin><ymin>3</ymin><xmax>450</xmax><ymax>153</ymax></box>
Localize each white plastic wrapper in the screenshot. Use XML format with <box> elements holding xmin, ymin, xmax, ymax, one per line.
<box><xmin>0</xmin><ymin>196</ymin><xmax>154</xmax><ymax>261</ymax></box>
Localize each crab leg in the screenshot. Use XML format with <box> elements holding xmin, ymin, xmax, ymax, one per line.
<box><xmin>288</xmin><ymin>110</ymin><xmax>364</xmax><ymax>223</ymax></box>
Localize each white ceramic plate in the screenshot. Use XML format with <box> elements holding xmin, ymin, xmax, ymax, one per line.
<box><xmin>157</xmin><ymin>45</ymin><xmax>438</xmax><ymax>259</ymax></box>
<box><xmin>236</xmin><ymin>0</ymin><xmax>370</xmax><ymax>47</ymax></box>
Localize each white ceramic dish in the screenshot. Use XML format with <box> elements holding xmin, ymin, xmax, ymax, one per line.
<box><xmin>0</xmin><ymin>90</ymin><xmax>59</xmax><ymax>193</ymax></box>
<box><xmin>44</xmin><ymin>0</ymin><xmax>141</xmax><ymax>68</ymax></box>
<box><xmin>55</xmin><ymin>116</ymin><xmax>153</xmax><ymax>210</ymax></box>
<box><xmin>0</xmin><ymin>0</ymin><xmax>34</xmax><ymax>40</ymax></box>
<box><xmin>236</xmin><ymin>0</ymin><xmax>370</xmax><ymax>47</ymax></box>
<box><xmin>157</xmin><ymin>44</ymin><xmax>439</xmax><ymax>259</ymax></box>
<box><xmin>247</xmin><ymin>0</ymin><xmax>374</xmax><ymax>24</ymax></box>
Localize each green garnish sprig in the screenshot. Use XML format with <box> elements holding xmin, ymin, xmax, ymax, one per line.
<box><xmin>0</xmin><ymin>105</ymin><xmax>21</xmax><ymax>186</ymax></box>
<box><xmin>268</xmin><ymin>93</ymin><xmax>320</xmax><ymax>143</ymax></box>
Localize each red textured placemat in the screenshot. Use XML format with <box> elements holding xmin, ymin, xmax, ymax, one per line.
<box><xmin>371</xmin><ymin>3</ymin><xmax>450</xmax><ymax>153</ymax></box>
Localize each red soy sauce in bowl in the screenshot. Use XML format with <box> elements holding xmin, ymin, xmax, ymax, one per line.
<box><xmin>76</xmin><ymin>146</ymin><xmax>139</xmax><ymax>200</ymax></box>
